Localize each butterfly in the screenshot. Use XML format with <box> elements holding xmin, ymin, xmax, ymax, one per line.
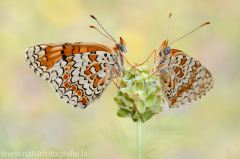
<box><xmin>25</xmin><ymin>15</ymin><xmax>135</xmax><ymax>109</ymax></box>
<box><xmin>147</xmin><ymin>13</ymin><xmax>214</xmax><ymax>108</ymax></box>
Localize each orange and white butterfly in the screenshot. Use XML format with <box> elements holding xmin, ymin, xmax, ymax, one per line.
<box><xmin>148</xmin><ymin>13</ymin><xmax>214</xmax><ymax>108</ymax></box>
<box><xmin>25</xmin><ymin>15</ymin><xmax>133</xmax><ymax>109</ymax></box>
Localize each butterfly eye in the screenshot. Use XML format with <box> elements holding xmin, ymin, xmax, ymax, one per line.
<box><xmin>117</xmin><ymin>44</ymin><xmax>127</xmax><ymax>53</ymax></box>
<box><xmin>163</xmin><ymin>47</ymin><xmax>171</xmax><ymax>55</ymax></box>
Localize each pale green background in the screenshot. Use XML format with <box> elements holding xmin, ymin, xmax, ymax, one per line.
<box><xmin>0</xmin><ymin>0</ymin><xmax>239</xmax><ymax>159</ymax></box>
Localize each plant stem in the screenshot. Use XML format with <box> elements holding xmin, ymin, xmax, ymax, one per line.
<box><xmin>137</xmin><ymin>118</ymin><xmax>141</xmax><ymax>159</ymax></box>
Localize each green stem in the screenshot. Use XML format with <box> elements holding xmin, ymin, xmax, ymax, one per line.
<box><xmin>137</xmin><ymin>118</ymin><xmax>141</xmax><ymax>159</ymax></box>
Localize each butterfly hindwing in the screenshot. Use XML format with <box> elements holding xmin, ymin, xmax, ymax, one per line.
<box><xmin>197</xmin><ymin>68</ymin><xmax>213</xmax><ymax>98</ymax></box>
<box><xmin>25</xmin><ymin>43</ymin><xmax>116</xmax><ymax>108</ymax></box>
<box><xmin>50</xmin><ymin>52</ymin><xmax>113</xmax><ymax>108</ymax></box>
<box><xmin>162</xmin><ymin>52</ymin><xmax>213</xmax><ymax>108</ymax></box>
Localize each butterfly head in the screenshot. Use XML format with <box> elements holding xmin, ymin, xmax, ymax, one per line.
<box><xmin>159</xmin><ymin>40</ymin><xmax>171</xmax><ymax>58</ymax></box>
<box><xmin>116</xmin><ymin>37</ymin><xmax>127</xmax><ymax>54</ymax></box>
<box><xmin>158</xmin><ymin>13</ymin><xmax>210</xmax><ymax>59</ymax></box>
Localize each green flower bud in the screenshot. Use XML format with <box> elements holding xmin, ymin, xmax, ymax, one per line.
<box><xmin>114</xmin><ymin>66</ymin><xmax>164</xmax><ymax>123</ymax></box>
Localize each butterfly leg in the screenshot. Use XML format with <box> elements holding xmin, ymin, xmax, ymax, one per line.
<box><xmin>152</xmin><ymin>54</ymin><xmax>169</xmax><ymax>72</ymax></box>
<box><xmin>162</xmin><ymin>98</ymin><xmax>165</xmax><ymax>103</ymax></box>
<box><xmin>154</xmin><ymin>50</ymin><xmax>157</xmax><ymax>63</ymax></box>
<box><xmin>159</xmin><ymin>74</ymin><xmax>171</xmax><ymax>94</ymax></box>
<box><xmin>147</xmin><ymin>64</ymin><xmax>164</xmax><ymax>79</ymax></box>
<box><xmin>112</xmin><ymin>80</ymin><xmax>120</xmax><ymax>89</ymax></box>
<box><xmin>152</xmin><ymin>50</ymin><xmax>157</xmax><ymax>71</ymax></box>
<box><xmin>112</xmin><ymin>66</ymin><xmax>126</xmax><ymax>88</ymax></box>
<box><xmin>135</xmin><ymin>50</ymin><xmax>156</xmax><ymax>66</ymax></box>
<box><xmin>119</xmin><ymin>52</ymin><xmax>141</xmax><ymax>71</ymax></box>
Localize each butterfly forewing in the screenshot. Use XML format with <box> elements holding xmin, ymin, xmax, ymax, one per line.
<box><xmin>25</xmin><ymin>42</ymin><xmax>119</xmax><ymax>108</ymax></box>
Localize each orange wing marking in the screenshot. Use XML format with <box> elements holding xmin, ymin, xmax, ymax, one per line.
<box><xmin>180</xmin><ymin>58</ymin><xmax>187</xmax><ymax>65</ymax></box>
<box><xmin>181</xmin><ymin>87</ymin><xmax>186</xmax><ymax>93</ymax></box>
<box><xmin>92</xmin><ymin>63</ymin><xmax>101</xmax><ymax>72</ymax></box>
<box><xmin>81</xmin><ymin>97</ymin><xmax>88</xmax><ymax>105</ymax></box>
<box><xmin>84</xmin><ymin>66</ymin><xmax>91</xmax><ymax>75</ymax></box>
<box><xmin>187</xmin><ymin>84</ymin><xmax>192</xmax><ymax>90</ymax></box>
<box><xmin>90</xmin><ymin>75</ymin><xmax>96</xmax><ymax>80</ymax></box>
<box><xmin>39</xmin><ymin>44</ymin><xmax>113</xmax><ymax>70</ymax></box>
<box><xmin>89</xmin><ymin>54</ymin><xmax>98</xmax><ymax>62</ymax></box>
<box><xmin>100</xmin><ymin>75</ymin><xmax>107</xmax><ymax>85</ymax></box>
<box><xmin>77</xmin><ymin>90</ymin><xmax>82</xmax><ymax>97</ymax></box>
<box><xmin>93</xmin><ymin>76</ymin><xmax>101</xmax><ymax>88</ymax></box>
<box><xmin>171</xmin><ymin>97</ymin><xmax>177</xmax><ymax>105</ymax></box>
<box><xmin>178</xmin><ymin>69</ymin><xmax>184</xmax><ymax>78</ymax></box>
<box><xmin>72</xmin><ymin>86</ymin><xmax>77</xmax><ymax>92</ymax></box>
<box><xmin>64</xmin><ymin>83</ymin><xmax>70</xmax><ymax>88</ymax></box>
<box><xmin>174</xmin><ymin>67</ymin><xmax>181</xmax><ymax>74</ymax></box>
<box><xmin>170</xmin><ymin>49</ymin><xmax>182</xmax><ymax>55</ymax></box>
<box><xmin>63</xmin><ymin>74</ymin><xmax>69</xmax><ymax>80</ymax></box>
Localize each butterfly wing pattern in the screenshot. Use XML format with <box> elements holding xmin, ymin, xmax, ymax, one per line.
<box><xmin>25</xmin><ymin>42</ymin><xmax>122</xmax><ymax>108</ymax></box>
<box><xmin>154</xmin><ymin>14</ymin><xmax>213</xmax><ymax>108</ymax></box>
<box><xmin>159</xmin><ymin>50</ymin><xmax>214</xmax><ymax>108</ymax></box>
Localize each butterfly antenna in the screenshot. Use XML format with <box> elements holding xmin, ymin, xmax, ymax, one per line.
<box><xmin>90</xmin><ymin>15</ymin><xmax>118</xmax><ymax>44</ymax></box>
<box><xmin>166</xmin><ymin>13</ymin><xmax>172</xmax><ymax>41</ymax></box>
<box><xmin>169</xmin><ymin>22</ymin><xmax>210</xmax><ymax>45</ymax></box>
<box><xmin>89</xmin><ymin>25</ymin><xmax>115</xmax><ymax>42</ymax></box>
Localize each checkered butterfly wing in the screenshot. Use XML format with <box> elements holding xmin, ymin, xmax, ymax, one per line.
<box><xmin>25</xmin><ymin>42</ymin><xmax>118</xmax><ymax>108</ymax></box>
<box><xmin>160</xmin><ymin>50</ymin><xmax>213</xmax><ymax>108</ymax></box>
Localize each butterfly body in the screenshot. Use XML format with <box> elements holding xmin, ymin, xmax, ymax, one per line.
<box><xmin>25</xmin><ymin>40</ymin><xmax>127</xmax><ymax>108</ymax></box>
<box><xmin>155</xmin><ymin>40</ymin><xmax>213</xmax><ymax>108</ymax></box>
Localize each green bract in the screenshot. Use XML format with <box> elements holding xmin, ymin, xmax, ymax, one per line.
<box><xmin>114</xmin><ymin>66</ymin><xmax>163</xmax><ymax>123</ymax></box>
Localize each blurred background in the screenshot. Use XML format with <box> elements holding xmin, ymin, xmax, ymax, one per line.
<box><xmin>0</xmin><ymin>0</ymin><xmax>240</xmax><ymax>158</ymax></box>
